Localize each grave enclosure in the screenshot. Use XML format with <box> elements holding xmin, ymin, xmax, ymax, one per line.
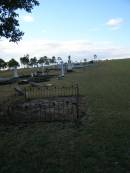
<box><xmin>0</xmin><ymin>84</ymin><xmax>86</xmax><ymax>123</ymax></box>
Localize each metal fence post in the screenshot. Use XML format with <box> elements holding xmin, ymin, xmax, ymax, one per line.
<box><xmin>76</xmin><ymin>84</ymin><xmax>79</xmax><ymax>120</ymax></box>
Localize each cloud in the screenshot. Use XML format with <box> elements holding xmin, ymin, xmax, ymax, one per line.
<box><xmin>22</xmin><ymin>15</ymin><xmax>34</xmax><ymax>22</ymax></box>
<box><xmin>106</xmin><ymin>18</ymin><xmax>124</xmax><ymax>29</ymax></box>
<box><xmin>0</xmin><ymin>39</ymin><xmax>129</xmax><ymax>62</ymax></box>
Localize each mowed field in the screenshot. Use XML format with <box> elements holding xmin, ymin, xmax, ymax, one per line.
<box><xmin>0</xmin><ymin>59</ymin><xmax>130</xmax><ymax>173</ymax></box>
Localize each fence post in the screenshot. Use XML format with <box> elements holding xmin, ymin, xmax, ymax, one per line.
<box><xmin>76</xmin><ymin>84</ymin><xmax>80</xmax><ymax>120</ymax></box>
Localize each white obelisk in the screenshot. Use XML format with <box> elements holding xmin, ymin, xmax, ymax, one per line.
<box><xmin>67</xmin><ymin>56</ymin><xmax>73</xmax><ymax>71</ymax></box>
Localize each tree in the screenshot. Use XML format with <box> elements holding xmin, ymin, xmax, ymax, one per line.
<box><xmin>51</xmin><ymin>56</ymin><xmax>56</xmax><ymax>64</ymax></box>
<box><xmin>84</xmin><ymin>58</ymin><xmax>87</xmax><ymax>62</ymax></box>
<box><xmin>38</xmin><ymin>57</ymin><xmax>45</xmax><ymax>67</ymax></box>
<box><xmin>20</xmin><ymin>54</ymin><xmax>29</xmax><ymax>68</ymax></box>
<box><xmin>8</xmin><ymin>58</ymin><xmax>19</xmax><ymax>69</ymax></box>
<box><xmin>45</xmin><ymin>59</ymin><xmax>50</xmax><ymax>65</ymax></box>
<box><xmin>40</xmin><ymin>56</ymin><xmax>49</xmax><ymax>65</ymax></box>
<box><xmin>38</xmin><ymin>56</ymin><xmax>49</xmax><ymax>73</ymax></box>
<box><xmin>0</xmin><ymin>0</ymin><xmax>39</xmax><ymax>42</ymax></box>
<box><xmin>43</xmin><ymin>56</ymin><xmax>48</xmax><ymax>62</ymax></box>
<box><xmin>30</xmin><ymin>57</ymin><xmax>37</xmax><ymax>67</ymax></box>
<box><xmin>84</xmin><ymin>58</ymin><xmax>87</xmax><ymax>64</ymax></box>
<box><xmin>0</xmin><ymin>58</ymin><xmax>7</xmax><ymax>70</ymax></box>
<box><xmin>94</xmin><ymin>54</ymin><xmax>97</xmax><ymax>61</ymax></box>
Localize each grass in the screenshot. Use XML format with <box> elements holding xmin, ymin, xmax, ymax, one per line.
<box><xmin>0</xmin><ymin>59</ymin><xmax>130</xmax><ymax>173</ymax></box>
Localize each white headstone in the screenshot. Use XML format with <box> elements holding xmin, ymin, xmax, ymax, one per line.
<box><xmin>67</xmin><ymin>56</ymin><xmax>73</xmax><ymax>71</ymax></box>
<box><xmin>31</xmin><ymin>72</ymin><xmax>34</xmax><ymax>77</ymax></box>
<box><xmin>13</xmin><ymin>67</ymin><xmax>18</xmax><ymax>78</ymax></box>
<box><xmin>61</xmin><ymin>61</ymin><xmax>64</xmax><ymax>77</ymax></box>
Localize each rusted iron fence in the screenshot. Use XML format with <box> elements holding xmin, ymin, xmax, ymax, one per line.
<box><xmin>0</xmin><ymin>84</ymin><xmax>85</xmax><ymax>123</ymax></box>
<box><xmin>6</xmin><ymin>97</ymin><xmax>81</xmax><ymax>123</ymax></box>
<box><xmin>24</xmin><ymin>84</ymin><xmax>79</xmax><ymax>100</ymax></box>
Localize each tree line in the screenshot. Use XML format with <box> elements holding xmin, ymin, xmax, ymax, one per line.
<box><xmin>0</xmin><ymin>55</ymin><xmax>59</xmax><ymax>70</ymax></box>
<box><xmin>20</xmin><ymin>54</ymin><xmax>57</xmax><ymax>68</ymax></box>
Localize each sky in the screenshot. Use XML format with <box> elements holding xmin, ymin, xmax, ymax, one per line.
<box><xmin>1</xmin><ymin>0</ymin><xmax>130</xmax><ymax>62</ymax></box>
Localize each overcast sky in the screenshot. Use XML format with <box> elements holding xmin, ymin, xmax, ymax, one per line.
<box><xmin>1</xmin><ymin>0</ymin><xmax>130</xmax><ymax>62</ymax></box>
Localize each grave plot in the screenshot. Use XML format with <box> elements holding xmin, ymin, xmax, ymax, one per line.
<box><xmin>0</xmin><ymin>85</ymin><xmax>86</xmax><ymax>123</ymax></box>
<box><xmin>7</xmin><ymin>97</ymin><xmax>84</xmax><ymax>122</ymax></box>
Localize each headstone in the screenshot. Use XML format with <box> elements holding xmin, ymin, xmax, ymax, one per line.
<box><xmin>13</xmin><ymin>67</ymin><xmax>18</xmax><ymax>78</ymax></box>
<box><xmin>61</xmin><ymin>61</ymin><xmax>64</xmax><ymax>77</ymax></box>
<box><xmin>31</xmin><ymin>72</ymin><xmax>34</xmax><ymax>77</ymax></box>
<box><xmin>67</xmin><ymin>56</ymin><xmax>73</xmax><ymax>72</ymax></box>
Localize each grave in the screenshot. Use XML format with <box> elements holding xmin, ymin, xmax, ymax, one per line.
<box><xmin>0</xmin><ymin>84</ymin><xmax>86</xmax><ymax>123</ymax></box>
<box><xmin>67</xmin><ymin>56</ymin><xmax>73</xmax><ymax>72</ymax></box>
<box><xmin>13</xmin><ymin>67</ymin><xmax>19</xmax><ymax>78</ymax></box>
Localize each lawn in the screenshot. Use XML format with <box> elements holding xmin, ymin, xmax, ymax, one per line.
<box><xmin>0</xmin><ymin>59</ymin><xmax>130</xmax><ymax>173</ymax></box>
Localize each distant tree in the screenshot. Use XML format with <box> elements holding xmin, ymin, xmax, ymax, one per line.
<box><xmin>83</xmin><ymin>58</ymin><xmax>87</xmax><ymax>65</ymax></box>
<box><xmin>57</xmin><ymin>57</ymin><xmax>61</xmax><ymax>61</ymax></box>
<box><xmin>20</xmin><ymin>54</ymin><xmax>29</xmax><ymax>68</ymax></box>
<box><xmin>30</xmin><ymin>57</ymin><xmax>38</xmax><ymax>67</ymax></box>
<box><xmin>38</xmin><ymin>57</ymin><xmax>45</xmax><ymax>67</ymax></box>
<box><xmin>8</xmin><ymin>59</ymin><xmax>20</xmax><ymax>69</ymax></box>
<box><xmin>84</xmin><ymin>58</ymin><xmax>87</xmax><ymax>62</ymax></box>
<box><xmin>94</xmin><ymin>54</ymin><xmax>97</xmax><ymax>61</ymax></box>
<box><xmin>38</xmin><ymin>56</ymin><xmax>50</xmax><ymax>73</ymax></box>
<box><xmin>51</xmin><ymin>56</ymin><xmax>56</xmax><ymax>63</ymax></box>
<box><xmin>0</xmin><ymin>58</ymin><xmax>7</xmax><ymax>70</ymax></box>
<box><xmin>0</xmin><ymin>0</ymin><xmax>39</xmax><ymax>42</ymax></box>
<box><xmin>38</xmin><ymin>56</ymin><xmax>49</xmax><ymax>66</ymax></box>
<box><xmin>49</xmin><ymin>59</ymin><xmax>52</xmax><ymax>64</ymax></box>
<box><xmin>45</xmin><ymin>59</ymin><xmax>50</xmax><ymax>65</ymax></box>
<box><xmin>42</xmin><ymin>56</ymin><xmax>49</xmax><ymax>65</ymax></box>
<box><xmin>43</xmin><ymin>56</ymin><xmax>48</xmax><ymax>62</ymax></box>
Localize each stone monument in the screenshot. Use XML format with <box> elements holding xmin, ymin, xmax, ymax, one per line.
<box><xmin>13</xmin><ymin>67</ymin><xmax>18</xmax><ymax>78</ymax></box>
<box><xmin>67</xmin><ymin>56</ymin><xmax>73</xmax><ymax>72</ymax></box>
<box><xmin>61</xmin><ymin>61</ymin><xmax>64</xmax><ymax>77</ymax></box>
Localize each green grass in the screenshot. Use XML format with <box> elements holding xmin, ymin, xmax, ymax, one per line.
<box><xmin>0</xmin><ymin>59</ymin><xmax>130</xmax><ymax>173</ymax></box>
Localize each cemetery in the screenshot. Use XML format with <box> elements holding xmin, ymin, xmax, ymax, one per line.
<box><xmin>0</xmin><ymin>58</ymin><xmax>130</xmax><ymax>172</ymax></box>
<box><xmin>0</xmin><ymin>56</ymin><xmax>74</xmax><ymax>85</ymax></box>
<box><xmin>0</xmin><ymin>1</ymin><xmax>130</xmax><ymax>172</ymax></box>
<box><xmin>0</xmin><ymin>56</ymin><xmax>87</xmax><ymax>124</ymax></box>
<box><xmin>0</xmin><ymin>83</ymin><xmax>86</xmax><ymax>123</ymax></box>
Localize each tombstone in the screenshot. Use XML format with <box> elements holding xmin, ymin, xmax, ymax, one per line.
<box><xmin>61</xmin><ymin>61</ymin><xmax>64</xmax><ymax>77</ymax></box>
<box><xmin>13</xmin><ymin>67</ymin><xmax>18</xmax><ymax>78</ymax></box>
<box><xmin>31</xmin><ymin>72</ymin><xmax>34</xmax><ymax>77</ymax></box>
<box><xmin>67</xmin><ymin>56</ymin><xmax>73</xmax><ymax>72</ymax></box>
